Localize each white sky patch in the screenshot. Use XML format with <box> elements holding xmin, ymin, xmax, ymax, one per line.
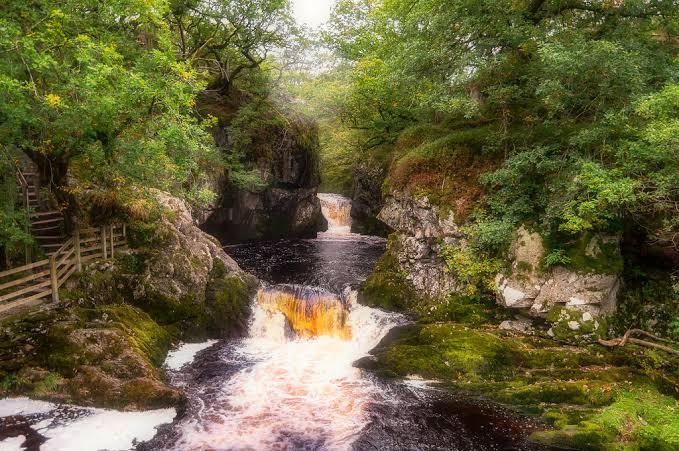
<box><xmin>292</xmin><ymin>0</ymin><xmax>336</xmax><ymax>28</ymax></box>
<box><xmin>164</xmin><ymin>340</ymin><xmax>218</xmax><ymax>371</ymax></box>
<box><xmin>40</xmin><ymin>408</ymin><xmax>175</xmax><ymax>451</ymax></box>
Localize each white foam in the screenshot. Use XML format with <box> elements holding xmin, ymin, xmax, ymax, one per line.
<box><xmin>0</xmin><ymin>435</ymin><xmax>25</xmax><ymax>451</ymax></box>
<box><xmin>0</xmin><ymin>398</ymin><xmax>55</xmax><ymax>418</ymax></box>
<box><xmin>40</xmin><ymin>408</ymin><xmax>176</xmax><ymax>451</ymax></box>
<box><xmin>172</xmin><ymin>303</ymin><xmax>405</xmax><ymax>450</ymax></box>
<box><xmin>164</xmin><ymin>340</ymin><xmax>218</xmax><ymax>370</ymax></box>
<box><xmin>0</xmin><ymin>398</ymin><xmax>175</xmax><ymax>450</ymax></box>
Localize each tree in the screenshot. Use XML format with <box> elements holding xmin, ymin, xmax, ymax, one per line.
<box><xmin>168</xmin><ymin>0</ymin><xmax>297</xmax><ymax>94</ymax></box>
<box><xmin>325</xmin><ymin>0</ymin><xmax>678</xmax><ymax>253</ymax></box>
<box><xmin>0</xmin><ymin>0</ymin><xmax>221</xmax><ymax>210</ymax></box>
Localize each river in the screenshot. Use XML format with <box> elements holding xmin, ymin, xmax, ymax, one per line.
<box><xmin>146</xmin><ymin>193</ymin><xmax>551</xmax><ymax>451</ymax></box>
<box><xmin>0</xmin><ymin>194</ymin><xmax>552</xmax><ymax>450</ymax></box>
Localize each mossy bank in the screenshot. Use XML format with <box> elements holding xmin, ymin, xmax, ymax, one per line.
<box><xmin>0</xmin><ymin>193</ymin><xmax>258</xmax><ymax>410</ymax></box>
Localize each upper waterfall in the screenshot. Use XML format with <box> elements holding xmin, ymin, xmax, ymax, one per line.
<box><xmin>317</xmin><ymin>193</ymin><xmax>353</xmax><ymax>234</ymax></box>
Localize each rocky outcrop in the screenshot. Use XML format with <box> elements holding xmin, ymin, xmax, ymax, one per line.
<box><xmin>127</xmin><ymin>192</ymin><xmax>258</xmax><ymax>338</ymax></box>
<box><xmin>373</xmin><ymin>191</ymin><xmax>463</xmax><ymax>300</ymax></box>
<box><xmin>350</xmin><ymin>160</ymin><xmax>389</xmax><ymax>236</ymax></box>
<box><xmin>0</xmin><ymin>304</ymin><xmax>182</xmax><ymax>410</ymax></box>
<box><xmin>201</xmin><ymin>97</ymin><xmax>325</xmax><ymax>243</ymax></box>
<box><xmin>495</xmin><ymin>226</ymin><xmax>621</xmax><ymax>319</ymax></box>
<box><xmin>0</xmin><ymin>192</ymin><xmax>259</xmax><ymax>409</ymax></box>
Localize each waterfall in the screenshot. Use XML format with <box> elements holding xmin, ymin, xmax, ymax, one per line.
<box><xmin>171</xmin><ymin>285</ymin><xmax>406</xmax><ymax>450</ymax></box>
<box><xmin>255</xmin><ymin>285</ymin><xmax>351</xmax><ymax>339</ymax></box>
<box><xmin>318</xmin><ymin>193</ymin><xmax>353</xmax><ymax>234</ymax></box>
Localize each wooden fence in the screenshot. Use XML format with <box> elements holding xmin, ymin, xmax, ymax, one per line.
<box><xmin>0</xmin><ymin>224</ymin><xmax>127</xmax><ymax>315</ymax></box>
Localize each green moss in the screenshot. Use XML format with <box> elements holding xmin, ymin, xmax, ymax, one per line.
<box><xmin>413</xmin><ymin>294</ymin><xmax>497</xmax><ymax>326</ymax></box>
<box><xmin>546</xmin><ymin>306</ymin><xmax>607</xmax><ymax>343</ymax></box>
<box><xmin>127</xmin><ymin>218</ymin><xmax>168</xmax><ymax>249</ymax></box>
<box><xmin>379</xmin><ymin>324</ymin><xmax>522</xmax><ymax>381</ymax></box>
<box><xmin>363</xmin><ymin>315</ymin><xmax>679</xmax><ymax>450</ymax></box>
<box><xmin>95</xmin><ymin>304</ymin><xmax>172</xmax><ymax>367</ymax></box>
<box><xmin>533</xmin><ymin>385</ymin><xmax>679</xmax><ymax>450</ymax></box>
<box><xmin>204</xmin><ymin>261</ymin><xmax>257</xmax><ymax>337</ymax></box>
<box><xmin>135</xmin><ymin>290</ymin><xmax>210</xmax><ymax>340</ymax></box>
<box><xmin>32</xmin><ymin>372</ymin><xmax>62</xmax><ymax>396</ymax></box>
<box><xmin>545</xmin><ymin>233</ymin><xmax>624</xmax><ymax>275</ymax></box>
<box><xmin>360</xmin><ymin>238</ymin><xmax>418</xmax><ymax>311</ymax></box>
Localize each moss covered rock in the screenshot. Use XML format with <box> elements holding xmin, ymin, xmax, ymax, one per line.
<box><xmin>123</xmin><ymin>192</ymin><xmax>258</xmax><ymax>340</ymax></box>
<box><xmin>495</xmin><ymin>226</ymin><xmax>621</xmax><ymax>328</ymax></box>
<box><xmin>360</xmin><ymin>237</ymin><xmax>419</xmax><ymax>311</ymax></box>
<box><xmin>358</xmin><ymin>319</ymin><xmax>679</xmax><ymax>450</ymax></box>
<box><xmin>0</xmin><ymin>304</ymin><xmax>181</xmax><ymax>410</ymax></box>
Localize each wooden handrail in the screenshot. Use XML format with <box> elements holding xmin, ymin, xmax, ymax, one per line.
<box><xmin>0</xmin><ymin>223</ymin><xmax>128</xmax><ymax>315</ymax></box>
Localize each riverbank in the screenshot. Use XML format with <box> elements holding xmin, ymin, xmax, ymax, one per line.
<box><xmin>0</xmin><ymin>193</ymin><xmax>258</xmax><ymax>410</ymax></box>
<box><xmin>356</xmin><ymin>313</ymin><xmax>679</xmax><ymax>449</ymax></box>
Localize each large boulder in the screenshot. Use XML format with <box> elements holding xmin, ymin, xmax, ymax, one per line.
<box><xmin>129</xmin><ymin>192</ymin><xmax>258</xmax><ymax>338</ymax></box>
<box><xmin>372</xmin><ymin>191</ymin><xmax>464</xmax><ymax>300</ymax></box>
<box><xmin>0</xmin><ymin>304</ymin><xmax>182</xmax><ymax>410</ymax></box>
<box><xmin>495</xmin><ymin>226</ymin><xmax>621</xmax><ymax>319</ymax></box>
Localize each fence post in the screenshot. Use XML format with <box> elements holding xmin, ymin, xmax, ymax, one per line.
<box><xmin>74</xmin><ymin>228</ymin><xmax>82</xmax><ymax>272</ymax></box>
<box><xmin>101</xmin><ymin>226</ymin><xmax>108</xmax><ymax>260</ymax></box>
<box><xmin>50</xmin><ymin>256</ymin><xmax>59</xmax><ymax>302</ymax></box>
<box><xmin>109</xmin><ymin>224</ymin><xmax>115</xmax><ymax>258</ymax></box>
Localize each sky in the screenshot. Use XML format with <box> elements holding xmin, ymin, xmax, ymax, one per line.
<box><xmin>292</xmin><ymin>0</ymin><xmax>336</xmax><ymax>28</ymax></box>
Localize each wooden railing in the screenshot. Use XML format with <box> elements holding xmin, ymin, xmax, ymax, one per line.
<box><xmin>0</xmin><ymin>224</ymin><xmax>127</xmax><ymax>314</ymax></box>
<box><xmin>14</xmin><ymin>165</ymin><xmax>32</xmax><ymax>265</ymax></box>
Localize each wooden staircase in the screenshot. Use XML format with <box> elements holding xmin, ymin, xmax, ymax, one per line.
<box><xmin>16</xmin><ymin>164</ymin><xmax>66</xmax><ymax>258</ymax></box>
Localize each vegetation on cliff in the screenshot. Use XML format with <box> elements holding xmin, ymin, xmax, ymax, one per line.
<box><xmin>289</xmin><ymin>1</ymin><xmax>679</xmax><ymax>449</ymax></box>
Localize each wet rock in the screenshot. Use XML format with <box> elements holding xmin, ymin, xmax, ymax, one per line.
<box><xmin>202</xmin><ymin>103</ymin><xmax>325</xmax><ymax>242</ymax></box>
<box><xmin>498</xmin><ymin>319</ymin><xmax>534</xmax><ymax>334</ymax></box>
<box><xmin>350</xmin><ymin>160</ymin><xmax>389</xmax><ymax>236</ymax></box>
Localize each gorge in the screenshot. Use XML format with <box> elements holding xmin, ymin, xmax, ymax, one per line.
<box><xmin>0</xmin><ymin>0</ymin><xmax>678</xmax><ymax>449</ymax></box>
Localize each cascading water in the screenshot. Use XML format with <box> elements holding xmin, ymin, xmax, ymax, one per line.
<box><xmin>167</xmin><ymin>287</ymin><xmax>403</xmax><ymax>450</ymax></box>
<box><xmin>143</xmin><ymin>194</ymin><xmax>551</xmax><ymax>451</ymax></box>
<box><xmin>143</xmin><ymin>194</ymin><xmax>406</xmax><ymax>450</ymax></box>
<box><xmin>318</xmin><ymin>193</ymin><xmax>353</xmax><ymax>235</ymax></box>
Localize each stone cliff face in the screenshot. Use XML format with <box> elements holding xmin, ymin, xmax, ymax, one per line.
<box><xmin>365</xmin><ymin>191</ymin><xmax>621</xmax><ymax>332</ymax></box>
<box><xmin>373</xmin><ymin>191</ymin><xmax>463</xmax><ymax>300</ymax></box>
<box><xmin>201</xmin><ymin>97</ymin><xmax>325</xmax><ymax>243</ymax></box>
<box><xmin>350</xmin><ymin>161</ymin><xmax>389</xmax><ymax>236</ymax></box>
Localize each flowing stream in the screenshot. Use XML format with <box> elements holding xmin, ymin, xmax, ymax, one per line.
<box><xmin>0</xmin><ymin>194</ymin><xmax>553</xmax><ymax>450</ymax></box>
<box><xmin>147</xmin><ymin>194</ymin><xmax>552</xmax><ymax>451</ymax></box>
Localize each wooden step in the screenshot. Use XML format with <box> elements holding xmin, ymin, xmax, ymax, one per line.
<box><xmin>32</xmin><ymin>217</ymin><xmax>63</xmax><ymax>226</ymax></box>
<box><xmin>40</xmin><ymin>243</ymin><xmax>65</xmax><ymax>248</ymax></box>
<box><xmin>31</xmin><ymin>224</ymin><xmax>62</xmax><ymax>232</ymax></box>
<box><xmin>34</xmin><ymin>235</ymin><xmax>66</xmax><ymax>241</ymax></box>
<box><xmin>30</xmin><ymin>211</ymin><xmax>61</xmax><ymax>218</ymax></box>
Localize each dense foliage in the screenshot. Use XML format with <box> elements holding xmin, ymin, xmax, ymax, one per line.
<box><xmin>320</xmin><ymin>0</ymin><xmax>678</xmax><ymax>257</ymax></box>
<box><xmin>0</xmin><ymin>0</ymin><xmax>296</xmax><ymax>251</ymax></box>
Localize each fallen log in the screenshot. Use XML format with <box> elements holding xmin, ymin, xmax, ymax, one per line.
<box><xmin>599</xmin><ymin>328</ymin><xmax>679</xmax><ymax>356</ymax></box>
